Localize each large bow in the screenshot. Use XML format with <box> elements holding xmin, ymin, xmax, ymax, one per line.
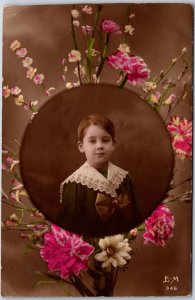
<box><xmin>95</xmin><ymin>192</ymin><xmax>132</xmax><ymax>222</ymax></box>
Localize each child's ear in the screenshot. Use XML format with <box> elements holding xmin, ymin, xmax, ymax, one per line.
<box><xmin>77</xmin><ymin>141</ymin><xmax>84</xmax><ymax>153</ymax></box>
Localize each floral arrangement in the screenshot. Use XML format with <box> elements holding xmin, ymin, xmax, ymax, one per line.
<box><xmin>2</xmin><ymin>4</ymin><xmax>192</xmax><ymax>296</ymax></box>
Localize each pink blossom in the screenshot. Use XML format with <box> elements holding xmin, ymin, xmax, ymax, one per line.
<box><xmin>40</xmin><ymin>224</ymin><xmax>94</xmax><ymax>279</ymax></box>
<box><xmin>31</xmin><ymin>209</ymin><xmax>44</xmax><ymax>218</ymax></box>
<box><xmin>143</xmin><ymin>205</ymin><xmax>175</xmax><ymax>246</ymax></box>
<box><xmin>107</xmin><ymin>51</ymin><xmax>150</xmax><ymax>86</ymax></box>
<box><xmin>167</xmin><ymin>116</ymin><xmax>192</xmax><ymax>160</ymax></box>
<box><xmin>45</xmin><ymin>87</ymin><xmax>55</xmax><ymax>97</ymax></box>
<box><xmin>101</xmin><ymin>19</ymin><xmax>122</xmax><ymax>34</ymax></box>
<box><xmin>11</xmin><ymin>178</ymin><xmax>23</xmax><ymax>190</ymax></box>
<box><xmin>10</xmin><ymin>192</ymin><xmax>18</xmax><ymax>202</ymax></box>
<box><xmin>2</xmin><ymin>86</ymin><xmax>11</xmax><ymax>98</ymax></box>
<box><xmin>82</xmin><ymin>5</ymin><xmax>93</xmax><ymax>14</ymax></box>
<box><xmin>23</xmin><ymin>104</ymin><xmax>30</xmax><ymax>110</ymax></box>
<box><xmin>6</xmin><ymin>156</ymin><xmax>14</xmax><ymax>165</ymax></box>
<box><xmin>167</xmin><ymin>116</ymin><xmax>192</xmax><ymax>138</ymax></box>
<box><xmin>2</xmin><ymin>162</ymin><xmax>7</xmax><ymax>170</ymax></box>
<box><xmin>129</xmin><ymin>13</ymin><xmax>135</xmax><ymax>19</ymax></box>
<box><xmin>130</xmin><ymin>228</ymin><xmax>138</xmax><ymax>237</ymax></box>
<box><xmin>81</xmin><ymin>25</ymin><xmax>93</xmax><ymax>35</ymax></box>
<box><xmin>164</xmin><ymin>94</ymin><xmax>176</xmax><ymax>105</ymax></box>
<box><xmin>22</xmin><ymin>57</ymin><xmax>33</xmax><ymax>68</ymax></box>
<box><xmin>10</xmin><ymin>86</ymin><xmax>21</xmax><ymax>96</ymax></box>
<box><xmin>68</xmin><ymin>50</ymin><xmax>81</xmax><ymax>62</ymax></box>
<box><xmin>10</xmin><ymin>40</ymin><xmax>21</xmax><ymax>51</ymax></box>
<box><xmin>61</xmin><ymin>58</ymin><xmax>66</xmax><ymax>65</ymax></box>
<box><xmin>5</xmin><ymin>219</ymin><xmax>18</xmax><ymax>227</ymax></box>
<box><xmin>33</xmin><ymin>73</ymin><xmax>44</xmax><ymax>84</ymax></box>
<box><xmin>16</xmin><ymin>48</ymin><xmax>27</xmax><ymax>58</ymax></box>
<box><xmin>26</xmin><ymin>67</ymin><xmax>37</xmax><ymax>79</ymax></box>
<box><xmin>172</xmin><ymin>136</ymin><xmax>192</xmax><ymax>160</ymax></box>
<box><xmin>61</xmin><ymin>74</ymin><xmax>66</xmax><ymax>81</ymax></box>
<box><xmin>126</xmin><ymin>55</ymin><xmax>150</xmax><ymax>85</ymax></box>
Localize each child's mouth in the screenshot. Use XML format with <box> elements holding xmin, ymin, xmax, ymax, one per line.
<box><xmin>95</xmin><ymin>153</ymin><xmax>105</xmax><ymax>156</ymax></box>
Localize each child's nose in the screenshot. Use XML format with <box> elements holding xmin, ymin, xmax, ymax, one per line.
<box><xmin>96</xmin><ymin>141</ymin><xmax>103</xmax><ymax>149</ymax></box>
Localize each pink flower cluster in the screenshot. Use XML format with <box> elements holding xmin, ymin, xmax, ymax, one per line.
<box><xmin>143</xmin><ymin>205</ymin><xmax>175</xmax><ymax>247</ymax></box>
<box><xmin>167</xmin><ymin>116</ymin><xmax>192</xmax><ymax>160</ymax></box>
<box><xmin>101</xmin><ymin>19</ymin><xmax>122</xmax><ymax>34</ymax></box>
<box><xmin>2</xmin><ymin>84</ymin><xmax>38</xmax><ymax>111</ymax></box>
<box><xmin>107</xmin><ymin>51</ymin><xmax>150</xmax><ymax>86</ymax></box>
<box><xmin>9</xmin><ymin>40</ymin><xmax>55</xmax><ymax>96</ymax></box>
<box><xmin>40</xmin><ymin>224</ymin><xmax>94</xmax><ymax>279</ymax></box>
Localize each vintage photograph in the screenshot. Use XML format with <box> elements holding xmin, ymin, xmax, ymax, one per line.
<box><xmin>2</xmin><ymin>3</ymin><xmax>192</xmax><ymax>296</ymax></box>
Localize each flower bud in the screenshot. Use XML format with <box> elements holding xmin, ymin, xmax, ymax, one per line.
<box><xmin>71</xmin><ymin>9</ymin><xmax>79</xmax><ymax>18</ymax></box>
<box><xmin>182</xmin><ymin>47</ymin><xmax>187</xmax><ymax>53</ymax></box>
<box><xmin>172</xmin><ymin>58</ymin><xmax>177</xmax><ymax>64</ymax></box>
<box><xmin>160</xmin><ymin>70</ymin><xmax>164</xmax><ymax>78</ymax></box>
<box><xmin>73</xmin><ymin>20</ymin><xmax>80</xmax><ymax>27</ymax></box>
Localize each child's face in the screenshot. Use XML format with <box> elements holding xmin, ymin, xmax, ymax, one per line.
<box><xmin>78</xmin><ymin>124</ymin><xmax>115</xmax><ymax>169</ymax></box>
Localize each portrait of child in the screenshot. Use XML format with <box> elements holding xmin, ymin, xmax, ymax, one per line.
<box><xmin>57</xmin><ymin>114</ymin><xmax>137</xmax><ymax>237</ymax></box>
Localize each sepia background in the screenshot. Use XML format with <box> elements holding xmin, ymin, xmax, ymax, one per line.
<box><xmin>2</xmin><ymin>3</ymin><xmax>192</xmax><ymax>296</ymax></box>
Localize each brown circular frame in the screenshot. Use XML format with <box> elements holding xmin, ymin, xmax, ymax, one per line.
<box><xmin>20</xmin><ymin>84</ymin><xmax>174</xmax><ymax>235</ymax></box>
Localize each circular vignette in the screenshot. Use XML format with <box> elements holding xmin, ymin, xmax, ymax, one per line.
<box><xmin>20</xmin><ymin>83</ymin><xmax>174</xmax><ymax>236</ymax></box>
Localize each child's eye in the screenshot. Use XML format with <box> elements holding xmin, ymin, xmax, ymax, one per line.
<box><xmin>89</xmin><ymin>140</ymin><xmax>96</xmax><ymax>144</ymax></box>
<box><xmin>102</xmin><ymin>139</ymin><xmax>110</xmax><ymax>143</ymax></box>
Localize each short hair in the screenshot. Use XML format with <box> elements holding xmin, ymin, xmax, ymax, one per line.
<box><xmin>78</xmin><ymin>114</ymin><xmax>115</xmax><ymax>141</ymax></box>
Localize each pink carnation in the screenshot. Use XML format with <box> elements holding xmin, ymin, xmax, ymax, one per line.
<box><xmin>101</xmin><ymin>19</ymin><xmax>122</xmax><ymax>34</ymax></box>
<box><xmin>15</xmin><ymin>48</ymin><xmax>27</xmax><ymax>58</ymax></box>
<box><xmin>107</xmin><ymin>51</ymin><xmax>150</xmax><ymax>86</ymax></box>
<box><xmin>40</xmin><ymin>224</ymin><xmax>94</xmax><ymax>279</ymax></box>
<box><xmin>167</xmin><ymin>116</ymin><xmax>192</xmax><ymax>160</ymax></box>
<box><xmin>143</xmin><ymin>205</ymin><xmax>175</xmax><ymax>247</ymax></box>
<box><xmin>172</xmin><ymin>136</ymin><xmax>192</xmax><ymax>159</ymax></box>
<box><xmin>33</xmin><ymin>73</ymin><xmax>44</xmax><ymax>84</ymax></box>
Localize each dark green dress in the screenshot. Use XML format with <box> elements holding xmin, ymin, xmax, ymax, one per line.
<box><xmin>57</xmin><ymin>162</ymin><xmax>137</xmax><ymax>237</ymax></box>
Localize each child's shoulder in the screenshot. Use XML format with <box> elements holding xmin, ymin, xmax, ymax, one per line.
<box><xmin>108</xmin><ymin>162</ymin><xmax>129</xmax><ymax>179</ymax></box>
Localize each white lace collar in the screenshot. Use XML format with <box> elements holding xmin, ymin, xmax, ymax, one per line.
<box><xmin>60</xmin><ymin>161</ymin><xmax>128</xmax><ymax>200</ymax></box>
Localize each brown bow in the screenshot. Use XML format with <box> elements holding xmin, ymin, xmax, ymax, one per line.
<box><xmin>95</xmin><ymin>192</ymin><xmax>132</xmax><ymax>222</ymax></box>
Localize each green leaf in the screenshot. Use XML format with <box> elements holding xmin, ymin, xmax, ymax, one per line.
<box><xmin>35</xmin><ymin>271</ymin><xmax>62</xmax><ymax>281</ymax></box>
<box><xmin>32</xmin><ymin>279</ymin><xmax>57</xmax><ymax>288</ymax></box>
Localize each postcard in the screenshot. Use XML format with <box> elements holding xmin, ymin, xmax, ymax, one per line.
<box><xmin>1</xmin><ymin>3</ymin><xmax>192</xmax><ymax>296</ymax></box>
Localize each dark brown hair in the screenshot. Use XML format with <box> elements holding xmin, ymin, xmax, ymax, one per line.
<box><xmin>78</xmin><ymin>114</ymin><xmax>115</xmax><ymax>141</ymax></box>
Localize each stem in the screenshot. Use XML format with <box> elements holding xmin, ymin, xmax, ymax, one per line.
<box><xmin>124</xmin><ymin>5</ymin><xmax>131</xmax><ymax>43</ymax></box>
<box><xmin>2</xmin><ymin>226</ymin><xmax>35</xmax><ymax>231</ymax></box>
<box><xmin>96</xmin><ymin>33</ymin><xmax>110</xmax><ymax>79</ymax></box>
<box><xmin>2</xmin><ymin>199</ymin><xmax>33</xmax><ymax>212</ymax></box>
<box><xmin>81</xmin><ymin>11</ymin><xmax>92</xmax><ymax>83</ymax></box>
<box><xmin>2</xmin><ymin>188</ymin><xmax>9</xmax><ymax>199</ymax></box>
<box><xmin>71</xmin><ymin>6</ymin><xmax>82</xmax><ymax>85</ymax></box>
<box><xmin>163</xmin><ymin>191</ymin><xmax>191</xmax><ymax>204</ymax></box>
<box><xmin>71</xmin><ymin>274</ymin><xmax>95</xmax><ymax>296</ymax></box>
<box><xmin>92</xmin><ymin>5</ymin><xmax>102</xmax><ymax>39</ymax></box>
<box><xmin>168</xmin><ymin>177</ymin><xmax>192</xmax><ymax>192</ymax></box>
<box><xmin>118</xmin><ymin>73</ymin><xmax>128</xmax><ymax>88</ymax></box>
<box><xmin>144</xmin><ymin>50</ymin><xmax>186</xmax><ymax>100</ymax></box>
<box><xmin>155</xmin><ymin>83</ymin><xmax>174</xmax><ymax>112</ymax></box>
